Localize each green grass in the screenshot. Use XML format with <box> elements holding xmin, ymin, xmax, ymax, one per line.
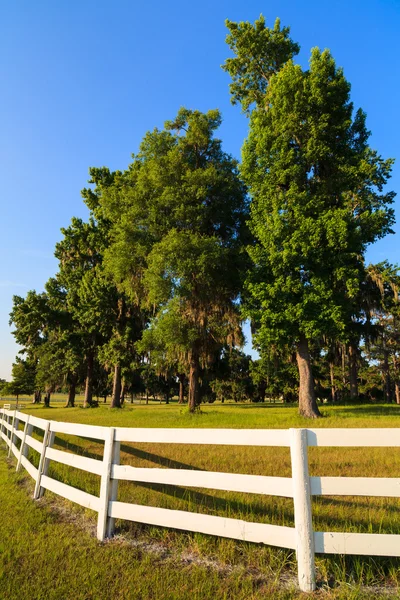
<box><xmin>1</xmin><ymin>401</ymin><xmax>400</xmax><ymax>598</ymax></box>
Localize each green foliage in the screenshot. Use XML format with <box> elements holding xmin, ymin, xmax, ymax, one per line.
<box><xmin>222</xmin><ymin>15</ymin><xmax>300</xmax><ymax>113</ymax></box>
<box><xmin>5</xmin><ymin>358</ymin><xmax>36</xmax><ymax>397</ymax></box>
<box><xmin>100</xmin><ymin>108</ymin><xmax>248</xmax><ymax>408</ymax></box>
<box><xmin>241</xmin><ymin>48</ymin><xmax>395</xmax><ymax>348</ymax></box>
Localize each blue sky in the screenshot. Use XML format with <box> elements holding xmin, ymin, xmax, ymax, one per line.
<box><xmin>0</xmin><ymin>0</ymin><xmax>399</xmax><ymax>380</ymax></box>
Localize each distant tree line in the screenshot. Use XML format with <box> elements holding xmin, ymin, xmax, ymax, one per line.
<box><xmin>2</xmin><ymin>16</ymin><xmax>397</xmax><ymax>417</ymax></box>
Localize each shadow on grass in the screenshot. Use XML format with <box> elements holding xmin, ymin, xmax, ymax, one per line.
<box><xmin>120</xmin><ymin>443</ymin><xmax>205</xmax><ymax>471</ymax></box>
<box><xmin>121</xmin><ymin>480</ymin><xmax>295</xmax><ymax>524</ymax></box>
<box><xmin>332</xmin><ymin>405</ymin><xmax>400</xmax><ymax>417</ymax></box>
<box><xmin>211</xmin><ymin>402</ymin><xmax>289</xmax><ymax>410</ymax></box>
<box><xmin>53</xmin><ymin>436</ymin><xmax>103</xmax><ymax>461</ymax></box>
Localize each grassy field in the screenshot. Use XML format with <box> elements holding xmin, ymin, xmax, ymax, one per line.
<box><xmin>1</xmin><ymin>401</ymin><xmax>400</xmax><ymax>599</ymax></box>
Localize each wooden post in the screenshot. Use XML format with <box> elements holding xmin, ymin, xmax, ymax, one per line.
<box><xmin>4</xmin><ymin>413</ymin><xmax>10</xmax><ymax>446</ymax></box>
<box><xmin>1</xmin><ymin>410</ymin><xmax>7</xmax><ymax>443</ymax></box>
<box><xmin>8</xmin><ymin>410</ymin><xmax>17</xmax><ymax>457</ymax></box>
<box><xmin>106</xmin><ymin>439</ymin><xmax>120</xmax><ymax>538</ymax></box>
<box><xmin>0</xmin><ymin>409</ymin><xmax>4</xmax><ymax>441</ymax></box>
<box><xmin>38</xmin><ymin>430</ymin><xmax>55</xmax><ymax>498</ymax></box>
<box><xmin>13</xmin><ymin>415</ymin><xmax>20</xmax><ymax>446</ymax></box>
<box><xmin>290</xmin><ymin>428</ymin><xmax>316</xmax><ymax>592</ymax></box>
<box><xmin>33</xmin><ymin>422</ymin><xmax>51</xmax><ymax>499</ymax></box>
<box><xmin>16</xmin><ymin>415</ymin><xmax>30</xmax><ymax>472</ymax></box>
<box><xmin>22</xmin><ymin>421</ymin><xmax>34</xmax><ymax>460</ymax></box>
<box><xmin>97</xmin><ymin>427</ymin><xmax>115</xmax><ymax>541</ymax></box>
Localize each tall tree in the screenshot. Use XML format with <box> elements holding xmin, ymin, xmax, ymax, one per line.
<box><xmin>101</xmin><ymin>108</ymin><xmax>248</xmax><ymax>411</ymax></box>
<box><xmin>7</xmin><ymin>358</ymin><xmax>36</xmax><ymax>400</ymax></box>
<box><xmin>9</xmin><ymin>290</ymin><xmax>52</xmax><ymax>403</ymax></box>
<box><xmin>222</xmin><ymin>15</ymin><xmax>300</xmax><ymax>113</ymax></box>
<box><xmin>227</xmin><ymin>20</ymin><xmax>395</xmax><ymax>416</ymax></box>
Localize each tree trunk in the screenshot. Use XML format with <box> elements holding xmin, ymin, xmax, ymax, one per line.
<box><xmin>121</xmin><ymin>381</ymin><xmax>126</xmax><ymax>406</ymax></box>
<box><xmin>44</xmin><ymin>392</ymin><xmax>51</xmax><ymax>407</ymax></box>
<box><xmin>296</xmin><ymin>334</ymin><xmax>321</xmax><ymax>418</ymax></box>
<box><xmin>83</xmin><ymin>352</ymin><xmax>94</xmax><ymax>408</ymax></box>
<box><xmin>188</xmin><ymin>349</ymin><xmax>200</xmax><ymax>413</ymax></box>
<box><xmin>341</xmin><ymin>343</ymin><xmax>346</xmax><ymax>400</ymax></box>
<box><xmin>383</xmin><ymin>347</ymin><xmax>392</xmax><ymax>403</ymax></box>
<box><xmin>257</xmin><ymin>381</ymin><xmax>267</xmax><ymax>403</ymax></box>
<box><xmin>178</xmin><ymin>374</ymin><xmax>185</xmax><ymax>404</ymax></box>
<box><xmin>393</xmin><ymin>357</ymin><xmax>400</xmax><ymax>405</ymax></box>
<box><xmin>348</xmin><ymin>343</ymin><xmax>358</xmax><ymax>400</ymax></box>
<box><xmin>103</xmin><ymin>395</ymin><xmax>107</xmax><ymax>404</ymax></box>
<box><xmin>65</xmin><ymin>377</ymin><xmax>77</xmax><ymax>408</ymax></box>
<box><xmin>395</xmin><ymin>382</ymin><xmax>400</xmax><ymax>405</ymax></box>
<box><xmin>33</xmin><ymin>390</ymin><xmax>41</xmax><ymax>404</ymax></box>
<box><xmin>111</xmin><ymin>363</ymin><xmax>122</xmax><ymax>408</ymax></box>
<box><xmin>329</xmin><ymin>361</ymin><xmax>336</xmax><ymax>403</ymax></box>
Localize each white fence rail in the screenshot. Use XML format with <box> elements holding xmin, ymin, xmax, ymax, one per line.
<box><xmin>1</xmin><ymin>408</ymin><xmax>400</xmax><ymax>592</ymax></box>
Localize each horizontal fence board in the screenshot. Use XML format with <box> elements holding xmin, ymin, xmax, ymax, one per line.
<box><xmin>28</xmin><ymin>415</ymin><xmax>49</xmax><ymax>429</ymax></box>
<box><xmin>25</xmin><ymin>434</ymin><xmax>43</xmax><ymax>454</ymax></box>
<box><xmin>109</xmin><ymin>501</ymin><xmax>296</xmax><ymax>549</ymax></box>
<box><xmin>10</xmin><ymin>443</ymin><xmax>20</xmax><ymax>460</ymax></box>
<box><xmin>15</xmin><ymin>411</ymin><xmax>28</xmax><ymax>422</ymax></box>
<box><xmin>41</xmin><ymin>475</ymin><xmax>100</xmax><ymax>512</ymax></box>
<box><xmin>1</xmin><ymin>432</ymin><xmax>11</xmax><ymax>445</ymax></box>
<box><xmin>49</xmin><ymin>420</ymin><xmax>109</xmax><ymax>441</ymax></box>
<box><xmin>21</xmin><ymin>455</ymin><xmax>38</xmax><ymax>481</ymax></box>
<box><xmin>114</xmin><ymin>428</ymin><xmax>290</xmax><ymax>447</ymax></box>
<box><xmin>2</xmin><ymin>420</ymin><xmax>13</xmax><ymax>433</ymax></box>
<box><xmin>311</xmin><ymin>476</ymin><xmax>400</xmax><ymax>497</ymax></box>
<box><xmin>13</xmin><ymin>430</ymin><xmax>24</xmax><ymax>441</ymax></box>
<box><xmin>112</xmin><ymin>465</ymin><xmax>293</xmax><ymax>498</ymax></box>
<box><xmin>46</xmin><ymin>447</ymin><xmax>103</xmax><ymax>476</ymax></box>
<box><xmin>307</xmin><ymin>428</ymin><xmax>400</xmax><ymax>447</ymax></box>
<box><xmin>314</xmin><ymin>531</ymin><xmax>400</xmax><ymax>556</ymax></box>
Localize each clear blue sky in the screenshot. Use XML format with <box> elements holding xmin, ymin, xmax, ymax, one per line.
<box><xmin>0</xmin><ymin>0</ymin><xmax>399</xmax><ymax>380</ymax></box>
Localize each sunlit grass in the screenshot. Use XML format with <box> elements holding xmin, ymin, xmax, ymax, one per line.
<box><xmin>1</xmin><ymin>401</ymin><xmax>400</xmax><ymax>597</ymax></box>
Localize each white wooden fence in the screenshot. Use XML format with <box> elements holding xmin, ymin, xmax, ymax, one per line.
<box><xmin>1</xmin><ymin>407</ymin><xmax>400</xmax><ymax>592</ymax></box>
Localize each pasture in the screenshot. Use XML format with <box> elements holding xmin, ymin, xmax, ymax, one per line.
<box><xmin>1</xmin><ymin>401</ymin><xmax>400</xmax><ymax>599</ymax></box>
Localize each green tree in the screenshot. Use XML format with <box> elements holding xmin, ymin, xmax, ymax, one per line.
<box><xmin>7</xmin><ymin>358</ymin><xmax>36</xmax><ymax>400</ymax></box>
<box><xmin>228</xmin><ymin>22</ymin><xmax>395</xmax><ymax>416</ymax></box>
<box><xmin>222</xmin><ymin>15</ymin><xmax>300</xmax><ymax>113</ymax></box>
<box><xmin>102</xmin><ymin>108</ymin><xmax>248</xmax><ymax>412</ymax></box>
<box><xmin>365</xmin><ymin>262</ymin><xmax>400</xmax><ymax>403</ymax></box>
<box><xmin>9</xmin><ymin>290</ymin><xmax>53</xmax><ymax>403</ymax></box>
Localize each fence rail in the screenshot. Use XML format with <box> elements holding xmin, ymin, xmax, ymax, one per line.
<box><xmin>1</xmin><ymin>407</ymin><xmax>400</xmax><ymax>592</ymax></box>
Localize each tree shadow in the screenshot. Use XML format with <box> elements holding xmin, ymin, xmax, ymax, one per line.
<box><xmin>119</xmin><ymin>480</ymin><xmax>294</xmax><ymax>525</ymax></box>
<box><xmin>120</xmin><ymin>444</ymin><xmax>205</xmax><ymax>471</ymax></box>
<box><xmin>331</xmin><ymin>405</ymin><xmax>400</xmax><ymax>417</ymax></box>
<box><xmin>53</xmin><ymin>435</ymin><xmax>103</xmax><ymax>461</ymax></box>
<box><xmin>214</xmin><ymin>403</ymin><xmax>288</xmax><ymax>410</ymax></box>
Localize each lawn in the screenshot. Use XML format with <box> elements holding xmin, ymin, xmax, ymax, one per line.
<box><xmin>1</xmin><ymin>401</ymin><xmax>400</xmax><ymax>599</ymax></box>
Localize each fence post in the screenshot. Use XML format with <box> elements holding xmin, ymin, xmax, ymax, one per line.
<box><xmin>290</xmin><ymin>428</ymin><xmax>316</xmax><ymax>592</ymax></box>
<box><xmin>97</xmin><ymin>427</ymin><xmax>115</xmax><ymax>541</ymax></box>
<box><xmin>16</xmin><ymin>415</ymin><xmax>30</xmax><ymax>472</ymax></box>
<box><xmin>106</xmin><ymin>438</ymin><xmax>120</xmax><ymax>538</ymax></box>
<box><xmin>38</xmin><ymin>429</ymin><xmax>55</xmax><ymax>498</ymax></box>
<box><xmin>4</xmin><ymin>413</ymin><xmax>10</xmax><ymax>447</ymax></box>
<box><xmin>0</xmin><ymin>409</ymin><xmax>4</xmax><ymax>441</ymax></box>
<box><xmin>8</xmin><ymin>410</ymin><xmax>17</xmax><ymax>457</ymax></box>
<box><xmin>33</xmin><ymin>422</ymin><xmax>51</xmax><ymax>499</ymax></box>
<box><xmin>13</xmin><ymin>414</ymin><xmax>20</xmax><ymax>446</ymax></box>
<box><xmin>1</xmin><ymin>410</ymin><xmax>6</xmax><ymax>443</ymax></box>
